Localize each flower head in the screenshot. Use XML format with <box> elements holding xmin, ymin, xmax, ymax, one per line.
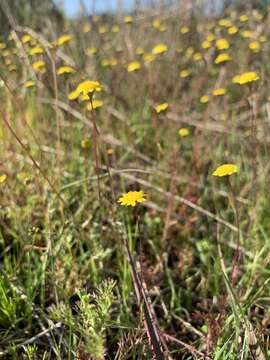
<box><xmin>32</xmin><ymin>60</ymin><xmax>46</xmax><ymax>72</ymax></box>
<box><xmin>24</xmin><ymin>80</ymin><xmax>35</xmax><ymax>88</ymax></box>
<box><xmin>212</xmin><ymin>88</ymin><xmax>226</xmax><ymax>96</ymax></box>
<box><xmin>152</xmin><ymin>43</ymin><xmax>168</xmax><ymax>55</ymax></box>
<box><xmin>156</xmin><ymin>103</ymin><xmax>168</xmax><ymax>113</ymax></box>
<box><xmin>232</xmin><ymin>71</ymin><xmax>259</xmax><ymax>85</ymax></box>
<box><xmin>178</xmin><ymin>128</ymin><xmax>189</xmax><ymax>137</ymax></box>
<box><xmin>216</xmin><ymin>38</ymin><xmax>230</xmax><ymax>50</ymax></box>
<box><xmin>69</xmin><ymin>80</ymin><xmax>101</xmax><ymax>101</ymax></box>
<box><xmin>214</xmin><ymin>53</ymin><xmax>231</xmax><ymax>64</ymax></box>
<box><xmin>200</xmin><ymin>95</ymin><xmax>209</xmax><ymax>104</ymax></box>
<box><xmin>127</xmin><ymin>61</ymin><xmax>141</xmax><ymax>72</ymax></box>
<box><xmin>212</xmin><ymin>164</ymin><xmax>238</xmax><ymax>177</ymax></box>
<box><xmin>118</xmin><ymin>190</ymin><xmax>146</xmax><ymax>207</ymax></box>
<box><xmin>57</xmin><ymin>66</ymin><xmax>76</xmax><ymax>75</ymax></box>
<box><xmin>179</xmin><ymin>69</ymin><xmax>190</xmax><ymax>78</ymax></box>
<box><xmin>56</xmin><ymin>34</ymin><xmax>73</xmax><ymax>46</ymax></box>
<box><xmin>0</xmin><ymin>174</ymin><xmax>7</xmax><ymax>184</ymax></box>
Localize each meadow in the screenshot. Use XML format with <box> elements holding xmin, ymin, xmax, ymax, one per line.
<box><xmin>0</xmin><ymin>1</ymin><xmax>270</xmax><ymax>358</ymax></box>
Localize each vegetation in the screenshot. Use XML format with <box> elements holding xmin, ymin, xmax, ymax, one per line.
<box><xmin>0</xmin><ymin>1</ymin><xmax>270</xmax><ymax>358</ymax></box>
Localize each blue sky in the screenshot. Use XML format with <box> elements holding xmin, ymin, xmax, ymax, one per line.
<box><xmin>57</xmin><ymin>0</ymin><xmax>135</xmax><ymax>16</ymax></box>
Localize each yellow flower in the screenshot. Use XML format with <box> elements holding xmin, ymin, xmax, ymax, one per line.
<box><xmin>201</xmin><ymin>40</ymin><xmax>211</xmax><ymax>49</ymax></box>
<box><xmin>228</xmin><ymin>26</ymin><xmax>238</xmax><ymax>35</ymax></box>
<box><xmin>216</xmin><ymin>38</ymin><xmax>230</xmax><ymax>50</ymax></box>
<box><xmin>259</xmin><ymin>35</ymin><xmax>267</xmax><ymax>43</ymax></box>
<box><xmin>219</xmin><ymin>18</ymin><xmax>232</xmax><ymax>27</ymax></box>
<box><xmin>81</xmin><ymin>138</ymin><xmax>91</xmax><ymax>149</ymax></box>
<box><xmin>69</xmin><ymin>80</ymin><xmax>101</xmax><ymax>101</ymax></box>
<box><xmin>127</xmin><ymin>61</ymin><xmax>141</xmax><ymax>72</ymax></box>
<box><xmin>193</xmin><ymin>52</ymin><xmax>202</xmax><ymax>61</ymax></box>
<box><xmin>21</xmin><ymin>34</ymin><xmax>32</xmax><ymax>43</ymax></box>
<box><xmin>200</xmin><ymin>95</ymin><xmax>209</xmax><ymax>104</ymax></box>
<box><xmin>212</xmin><ymin>88</ymin><xmax>226</xmax><ymax>96</ymax></box>
<box><xmin>178</xmin><ymin>128</ymin><xmax>189</xmax><ymax>137</ymax></box>
<box><xmin>232</xmin><ymin>71</ymin><xmax>259</xmax><ymax>85</ymax></box>
<box><xmin>152</xmin><ymin>19</ymin><xmax>161</xmax><ymax>28</ymax></box>
<box><xmin>0</xmin><ymin>42</ymin><xmax>6</xmax><ymax>49</ymax></box>
<box><xmin>156</xmin><ymin>103</ymin><xmax>168</xmax><ymax>113</ymax></box>
<box><xmin>86</xmin><ymin>99</ymin><xmax>103</xmax><ymax>111</ymax></box>
<box><xmin>83</xmin><ymin>24</ymin><xmax>91</xmax><ymax>33</ymax></box>
<box><xmin>29</xmin><ymin>46</ymin><xmax>44</xmax><ymax>55</ymax></box>
<box><xmin>118</xmin><ymin>190</ymin><xmax>146</xmax><ymax>207</ymax></box>
<box><xmin>143</xmin><ymin>53</ymin><xmax>155</xmax><ymax>64</ymax></box>
<box><xmin>24</xmin><ymin>80</ymin><xmax>35</xmax><ymax>88</ymax></box>
<box><xmin>86</xmin><ymin>47</ymin><xmax>97</xmax><ymax>55</ymax></box>
<box><xmin>136</xmin><ymin>47</ymin><xmax>144</xmax><ymax>55</ymax></box>
<box><xmin>159</xmin><ymin>24</ymin><xmax>166</xmax><ymax>32</ymax></box>
<box><xmin>241</xmin><ymin>30</ymin><xmax>253</xmax><ymax>39</ymax></box>
<box><xmin>179</xmin><ymin>69</ymin><xmax>190</xmax><ymax>78</ymax></box>
<box><xmin>57</xmin><ymin>66</ymin><xmax>76</xmax><ymax>75</ymax></box>
<box><xmin>32</xmin><ymin>60</ymin><xmax>46</xmax><ymax>72</ymax></box>
<box><xmin>248</xmin><ymin>41</ymin><xmax>261</xmax><ymax>52</ymax></box>
<box><xmin>239</xmin><ymin>14</ymin><xmax>248</xmax><ymax>22</ymax></box>
<box><xmin>124</xmin><ymin>15</ymin><xmax>133</xmax><ymax>24</ymax></box>
<box><xmin>206</xmin><ymin>33</ymin><xmax>215</xmax><ymax>42</ymax></box>
<box><xmin>56</xmin><ymin>34</ymin><xmax>73</xmax><ymax>46</ymax></box>
<box><xmin>0</xmin><ymin>174</ymin><xmax>7</xmax><ymax>184</ymax></box>
<box><xmin>112</xmin><ymin>25</ymin><xmax>120</xmax><ymax>33</ymax></box>
<box><xmin>98</xmin><ymin>25</ymin><xmax>108</xmax><ymax>34</ymax></box>
<box><xmin>214</xmin><ymin>53</ymin><xmax>231</xmax><ymax>64</ymax></box>
<box><xmin>107</xmin><ymin>148</ymin><xmax>114</xmax><ymax>155</ymax></box>
<box><xmin>180</xmin><ymin>26</ymin><xmax>189</xmax><ymax>34</ymax></box>
<box><xmin>212</xmin><ymin>164</ymin><xmax>238</xmax><ymax>177</ymax></box>
<box><xmin>152</xmin><ymin>43</ymin><xmax>168</xmax><ymax>55</ymax></box>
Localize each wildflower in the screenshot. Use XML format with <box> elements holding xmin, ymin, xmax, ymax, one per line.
<box><xmin>86</xmin><ymin>47</ymin><xmax>97</xmax><ymax>55</ymax></box>
<box><xmin>86</xmin><ymin>99</ymin><xmax>103</xmax><ymax>111</ymax></box>
<box><xmin>0</xmin><ymin>42</ymin><xmax>6</xmax><ymax>49</ymax></box>
<box><xmin>193</xmin><ymin>52</ymin><xmax>202</xmax><ymax>61</ymax></box>
<box><xmin>207</xmin><ymin>33</ymin><xmax>215</xmax><ymax>42</ymax></box>
<box><xmin>214</xmin><ymin>53</ymin><xmax>231</xmax><ymax>64</ymax></box>
<box><xmin>32</xmin><ymin>60</ymin><xmax>46</xmax><ymax>72</ymax></box>
<box><xmin>57</xmin><ymin>66</ymin><xmax>75</xmax><ymax>75</ymax></box>
<box><xmin>83</xmin><ymin>24</ymin><xmax>91</xmax><ymax>33</ymax></box>
<box><xmin>143</xmin><ymin>53</ymin><xmax>155</xmax><ymax>64</ymax></box>
<box><xmin>219</xmin><ymin>18</ymin><xmax>232</xmax><ymax>27</ymax></box>
<box><xmin>179</xmin><ymin>69</ymin><xmax>190</xmax><ymax>78</ymax></box>
<box><xmin>180</xmin><ymin>26</ymin><xmax>189</xmax><ymax>34</ymax></box>
<box><xmin>107</xmin><ymin>148</ymin><xmax>114</xmax><ymax>155</ymax></box>
<box><xmin>159</xmin><ymin>24</ymin><xmax>166</xmax><ymax>32</ymax></box>
<box><xmin>232</xmin><ymin>71</ymin><xmax>259</xmax><ymax>85</ymax></box>
<box><xmin>56</xmin><ymin>34</ymin><xmax>73</xmax><ymax>46</ymax></box>
<box><xmin>98</xmin><ymin>25</ymin><xmax>108</xmax><ymax>34</ymax></box>
<box><xmin>239</xmin><ymin>14</ymin><xmax>248</xmax><ymax>22</ymax></box>
<box><xmin>118</xmin><ymin>190</ymin><xmax>146</xmax><ymax>207</ymax></box>
<box><xmin>0</xmin><ymin>174</ymin><xmax>7</xmax><ymax>184</ymax></box>
<box><xmin>152</xmin><ymin>43</ymin><xmax>168</xmax><ymax>55</ymax></box>
<box><xmin>81</xmin><ymin>138</ymin><xmax>91</xmax><ymax>149</ymax></box>
<box><xmin>259</xmin><ymin>35</ymin><xmax>267</xmax><ymax>43</ymax></box>
<box><xmin>21</xmin><ymin>34</ymin><xmax>32</xmax><ymax>43</ymax></box>
<box><xmin>156</xmin><ymin>103</ymin><xmax>168</xmax><ymax>113</ymax></box>
<box><xmin>212</xmin><ymin>88</ymin><xmax>226</xmax><ymax>96</ymax></box>
<box><xmin>127</xmin><ymin>61</ymin><xmax>141</xmax><ymax>72</ymax></box>
<box><xmin>24</xmin><ymin>80</ymin><xmax>35</xmax><ymax>88</ymax></box>
<box><xmin>136</xmin><ymin>47</ymin><xmax>144</xmax><ymax>55</ymax></box>
<box><xmin>124</xmin><ymin>16</ymin><xmax>133</xmax><ymax>24</ymax></box>
<box><xmin>200</xmin><ymin>95</ymin><xmax>209</xmax><ymax>104</ymax></box>
<box><xmin>241</xmin><ymin>30</ymin><xmax>253</xmax><ymax>39</ymax></box>
<box><xmin>216</xmin><ymin>38</ymin><xmax>230</xmax><ymax>50</ymax></box>
<box><xmin>212</xmin><ymin>164</ymin><xmax>238</xmax><ymax>177</ymax></box>
<box><xmin>29</xmin><ymin>46</ymin><xmax>44</xmax><ymax>55</ymax></box>
<box><xmin>201</xmin><ymin>40</ymin><xmax>211</xmax><ymax>49</ymax></box>
<box><xmin>152</xmin><ymin>19</ymin><xmax>161</xmax><ymax>28</ymax></box>
<box><xmin>228</xmin><ymin>26</ymin><xmax>238</xmax><ymax>35</ymax></box>
<box><xmin>248</xmin><ymin>41</ymin><xmax>261</xmax><ymax>52</ymax></box>
<box><xmin>69</xmin><ymin>80</ymin><xmax>101</xmax><ymax>101</ymax></box>
<box><xmin>178</xmin><ymin>128</ymin><xmax>189</xmax><ymax>137</ymax></box>
<box><xmin>111</xmin><ymin>25</ymin><xmax>120</xmax><ymax>33</ymax></box>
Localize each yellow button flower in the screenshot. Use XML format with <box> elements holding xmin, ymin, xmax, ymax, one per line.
<box><xmin>228</xmin><ymin>26</ymin><xmax>238</xmax><ymax>35</ymax></box>
<box><xmin>179</xmin><ymin>69</ymin><xmax>190</xmax><ymax>78</ymax></box>
<box><xmin>127</xmin><ymin>61</ymin><xmax>141</xmax><ymax>72</ymax></box>
<box><xmin>24</xmin><ymin>80</ymin><xmax>35</xmax><ymax>88</ymax></box>
<box><xmin>118</xmin><ymin>190</ymin><xmax>146</xmax><ymax>207</ymax></box>
<box><xmin>212</xmin><ymin>88</ymin><xmax>226</xmax><ymax>96</ymax></box>
<box><xmin>156</xmin><ymin>103</ymin><xmax>168</xmax><ymax>113</ymax></box>
<box><xmin>214</xmin><ymin>53</ymin><xmax>231</xmax><ymax>64</ymax></box>
<box><xmin>21</xmin><ymin>34</ymin><xmax>32</xmax><ymax>43</ymax></box>
<box><xmin>56</xmin><ymin>34</ymin><xmax>73</xmax><ymax>46</ymax></box>
<box><xmin>201</xmin><ymin>40</ymin><xmax>211</xmax><ymax>49</ymax></box>
<box><xmin>29</xmin><ymin>46</ymin><xmax>44</xmax><ymax>55</ymax></box>
<box><xmin>32</xmin><ymin>60</ymin><xmax>46</xmax><ymax>72</ymax></box>
<box><xmin>248</xmin><ymin>41</ymin><xmax>261</xmax><ymax>52</ymax></box>
<box><xmin>124</xmin><ymin>15</ymin><xmax>133</xmax><ymax>24</ymax></box>
<box><xmin>232</xmin><ymin>71</ymin><xmax>259</xmax><ymax>85</ymax></box>
<box><xmin>180</xmin><ymin>26</ymin><xmax>189</xmax><ymax>34</ymax></box>
<box><xmin>57</xmin><ymin>66</ymin><xmax>76</xmax><ymax>75</ymax></box>
<box><xmin>0</xmin><ymin>174</ymin><xmax>7</xmax><ymax>184</ymax></box>
<box><xmin>216</xmin><ymin>38</ymin><xmax>230</xmax><ymax>50</ymax></box>
<box><xmin>200</xmin><ymin>95</ymin><xmax>209</xmax><ymax>104</ymax></box>
<box><xmin>212</xmin><ymin>164</ymin><xmax>238</xmax><ymax>177</ymax></box>
<box><xmin>86</xmin><ymin>99</ymin><xmax>103</xmax><ymax>111</ymax></box>
<box><xmin>152</xmin><ymin>43</ymin><xmax>168</xmax><ymax>55</ymax></box>
<box><xmin>178</xmin><ymin>128</ymin><xmax>189</xmax><ymax>137</ymax></box>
